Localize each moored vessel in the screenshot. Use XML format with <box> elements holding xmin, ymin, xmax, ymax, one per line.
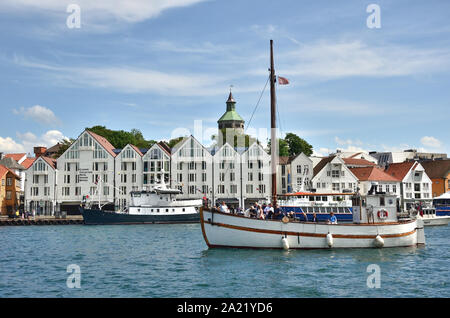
<box><xmin>199</xmin><ymin>40</ymin><xmax>426</xmax><ymax>250</ymax></box>
<box><xmin>81</xmin><ymin>179</ymin><xmax>202</xmax><ymax>225</ymax></box>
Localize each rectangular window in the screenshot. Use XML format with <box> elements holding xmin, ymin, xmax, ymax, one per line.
<box><xmin>6</xmin><ymin>191</ymin><xmax>11</xmax><ymax>200</ymax></box>
<box><xmin>6</xmin><ymin>177</ymin><xmax>12</xmax><ymax>186</ymax></box>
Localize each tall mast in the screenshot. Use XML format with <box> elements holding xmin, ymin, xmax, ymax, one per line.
<box><xmin>270</xmin><ymin>39</ymin><xmax>277</xmax><ymax>206</ymax></box>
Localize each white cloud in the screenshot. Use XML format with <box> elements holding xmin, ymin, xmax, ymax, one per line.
<box><xmin>0</xmin><ymin>136</ymin><xmax>26</xmax><ymax>153</ymax></box>
<box><xmin>312</xmin><ymin>147</ymin><xmax>332</xmax><ymax>157</ymax></box>
<box><xmin>271</xmin><ymin>40</ymin><xmax>450</xmax><ymax>80</ymax></box>
<box><xmin>420</xmin><ymin>136</ymin><xmax>442</xmax><ymax>149</ymax></box>
<box><xmin>13</xmin><ymin>56</ymin><xmax>232</xmax><ymax>96</ymax></box>
<box><xmin>0</xmin><ymin>130</ymin><xmax>67</xmax><ymax>155</ymax></box>
<box><xmin>13</xmin><ymin>105</ymin><xmax>61</xmax><ymax>125</ymax></box>
<box><xmin>334</xmin><ymin>136</ymin><xmax>363</xmax><ymax>147</ymax></box>
<box><xmin>0</xmin><ymin>0</ymin><xmax>207</xmax><ymax>23</ymax></box>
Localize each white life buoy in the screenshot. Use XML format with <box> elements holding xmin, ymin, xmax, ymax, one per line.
<box><xmin>377</xmin><ymin>209</ymin><xmax>388</xmax><ymax>220</ymax></box>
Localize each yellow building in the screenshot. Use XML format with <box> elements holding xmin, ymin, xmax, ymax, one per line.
<box><xmin>420</xmin><ymin>160</ymin><xmax>450</xmax><ymax>197</ymax></box>
<box><xmin>0</xmin><ymin>164</ymin><xmax>21</xmax><ymax>215</ymax></box>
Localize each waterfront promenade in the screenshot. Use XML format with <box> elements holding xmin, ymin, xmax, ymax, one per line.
<box><xmin>0</xmin><ymin>215</ymin><xmax>84</xmax><ymax>226</ymax></box>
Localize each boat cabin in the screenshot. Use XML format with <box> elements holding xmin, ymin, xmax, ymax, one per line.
<box><xmin>352</xmin><ymin>193</ymin><xmax>399</xmax><ymax>224</ymax></box>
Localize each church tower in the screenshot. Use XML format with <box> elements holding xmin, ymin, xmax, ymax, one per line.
<box><xmin>217</xmin><ymin>91</ymin><xmax>245</xmax><ymax>134</ymax></box>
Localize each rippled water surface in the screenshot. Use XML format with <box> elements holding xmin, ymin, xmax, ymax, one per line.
<box><xmin>0</xmin><ymin>224</ymin><xmax>448</xmax><ymax>297</ymax></box>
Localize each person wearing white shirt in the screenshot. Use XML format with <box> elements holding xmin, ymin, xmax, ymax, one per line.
<box><xmin>220</xmin><ymin>201</ymin><xmax>230</xmax><ymax>213</ymax></box>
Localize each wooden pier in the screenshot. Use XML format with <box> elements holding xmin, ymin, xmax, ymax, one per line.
<box><xmin>0</xmin><ymin>215</ymin><xmax>84</xmax><ymax>226</ymax></box>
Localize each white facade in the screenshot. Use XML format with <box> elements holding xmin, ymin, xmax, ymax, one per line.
<box><xmin>115</xmin><ymin>144</ymin><xmax>144</xmax><ymax>210</ymax></box>
<box><xmin>23</xmin><ymin>129</ymin><xmax>322</xmax><ymax>212</ymax></box>
<box><xmin>284</xmin><ymin>153</ymin><xmax>313</xmax><ymax>193</ymax></box>
<box><xmin>241</xmin><ymin>142</ymin><xmax>271</xmax><ymax>207</ymax></box>
<box><xmin>212</xmin><ymin>143</ymin><xmax>242</xmax><ymax>206</ymax></box>
<box><xmin>56</xmin><ymin>130</ymin><xmax>116</xmax><ymax>212</ymax></box>
<box><xmin>399</xmin><ymin>163</ymin><xmax>433</xmax><ymax>209</ymax></box>
<box><xmin>142</xmin><ymin>143</ymin><xmax>171</xmax><ymax>189</ymax></box>
<box><xmin>25</xmin><ymin>157</ymin><xmax>57</xmax><ymax>215</ymax></box>
<box><xmin>170</xmin><ymin>136</ymin><xmax>213</xmax><ymax>200</ymax></box>
<box><xmin>312</xmin><ymin>156</ymin><xmax>359</xmax><ymax>193</ymax></box>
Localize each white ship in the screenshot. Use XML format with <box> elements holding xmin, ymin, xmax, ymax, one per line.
<box><xmin>81</xmin><ymin>178</ymin><xmax>202</xmax><ymax>225</ymax></box>
<box><xmin>199</xmin><ymin>40</ymin><xmax>426</xmax><ymax>249</ymax></box>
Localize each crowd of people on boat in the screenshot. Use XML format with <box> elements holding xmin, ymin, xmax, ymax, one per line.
<box><xmin>213</xmin><ymin>201</ymin><xmax>338</xmax><ymax>224</ymax></box>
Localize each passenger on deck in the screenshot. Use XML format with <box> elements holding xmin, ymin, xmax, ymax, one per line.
<box><xmin>273</xmin><ymin>206</ymin><xmax>285</xmax><ymax>220</ymax></box>
<box><xmin>328</xmin><ymin>212</ymin><xmax>337</xmax><ymax>224</ymax></box>
<box><xmin>220</xmin><ymin>201</ymin><xmax>230</xmax><ymax>213</ymax></box>
<box><xmin>264</xmin><ymin>203</ymin><xmax>274</xmax><ymax>219</ymax></box>
<box><xmin>312</xmin><ymin>212</ymin><xmax>318</xmax><ymax>223</ymax></box>
<box><xmin>249</xmin><ymin>205</ymin><xmax>257</xmax><ymax>218</ymax></box>
<box><xmin>258</xmin><ymin>204</ymin><xmax>265</xmax><ymax>219</ymax></box>
<box><xmin>301</xmin><ymin>211</ymin><xmax>308</xmax><ymax>222</ymax></box>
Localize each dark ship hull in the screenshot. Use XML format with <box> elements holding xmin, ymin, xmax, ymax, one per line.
<box><xmin>80</xmin><ymin>207</ymin><xmax>200</xmax><ymax>225</ymax></box>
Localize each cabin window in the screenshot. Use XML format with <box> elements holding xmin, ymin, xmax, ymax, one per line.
<box><xmin>166</xmin><ymin>209</ymin><xmax>169</xmax><ymax>212</ymax></box>
<box><xmin>182</xmin><ymin>208</ymin><xmax>185</xmax><ymax>212</ymax></box>
<box><xmin>380</xmin><ymin>197</ymin><xmax>385</xmax><ymax>206</ymax></box>
<box><xmin>156</xmin><ymin>209</ymin><xmax>160</xmax><ymax>212</ymax></box>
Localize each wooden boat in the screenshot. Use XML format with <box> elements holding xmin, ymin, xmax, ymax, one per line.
<box><xmin>199</xmin><ymin>40</ymin><xmax>425</xmax><ymax>249</ymax></box>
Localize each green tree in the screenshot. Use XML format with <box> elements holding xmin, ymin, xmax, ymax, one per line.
<box><xmin>267</xmin><ymin>138</ymin><xmax>290</xmax><ymax>157</ymax></box>
<box><xmin>284</xmin><ymin>132</ymin><xmax>313</xmax><ymax>157</ymax></box>
<box><xmin>55</xmin><ymin>138</ymin><xmax>75</xmax><ymax>158</ymax></box>
<box><xmin>86</xmin><ymin>126</ymin><xmax>156</xmax><ymax>149</ymax></box>
<box><xmin>167</xmin><ymin>136</ymin><xmax>187</xmax><ymax>149</ymax></box>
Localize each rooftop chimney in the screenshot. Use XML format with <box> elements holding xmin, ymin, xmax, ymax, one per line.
<box><xmin>34</xmin><ymin>146</ymin><xmax>47</xmax><ymax>158</ymax></box>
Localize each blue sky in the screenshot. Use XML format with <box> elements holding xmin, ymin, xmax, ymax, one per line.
<box><xmin>0</xmin><ymin>0</ymin><xmax>449</xmax><ymax>156</ymax></box>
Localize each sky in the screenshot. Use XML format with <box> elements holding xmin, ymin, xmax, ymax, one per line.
<box><xmin>0</xmin><ymin>0</ymin><xmax>449</xmax><ymax>157</ymax></box>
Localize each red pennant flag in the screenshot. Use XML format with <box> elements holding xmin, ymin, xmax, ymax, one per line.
<box><xmin>277</xmin><ymin>76</ymin><xmax>289</xmax><ymax>85</ymax></box>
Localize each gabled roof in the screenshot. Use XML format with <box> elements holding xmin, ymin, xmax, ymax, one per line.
<box><xmin>419</xmin><ymin>160</ymin><xmax>450</xmax><ymax>179</ymax></box>
<box><xmin>350</xmin><ymin>166</ymin><xmax>398</xmax><ymax>182</ymax></box>
<box><xmin>4</xmin><ymin>153</ymin><xmax>26</xmax><ymax>162</ymax></box>
<box><xmin>0</xmin><ymin>157</ymin><xmax>25</xmax><ymax>170</ymax></box>
<box><xmin>171</xmin><ymin>135</ymin><xmax>212</xmax><ymax>156</ymax></box>
<box><xmin>157</xmin><ymin>141</ymin><xmax>171</xmax><ymax>155</ymax></box>
<box><xmin>384</xmin><ymin>161</ymin><xmax>416</xmax><ymax>181</ymax></box>
<box><xmin>342</xmin><ymin>158</ymin><xmax>376</xmax><ymax>167</ymax></box>
<box><xmin>129</xmin><ymin>144</ymin><xmax>144</xmax><ymax>157</ymax></box>
<box><xmin>313</xmin><ymin>156</ymin><xmax>336</xmax><ymax>177</ymax></box>
<box><xmin>0</xmin><ymin>164</ymin><xmax>21</xmax><ymax>180</ymax></box>
<box><xmin>86</xmin><ymin>130</ymin><xmax>117</xmax><ymax>157</ymax></box>
<box><xmin>41</xmin><ymin>156</ymin><xmax>57</xmax><ymax>169</ymax></box>
<box><xmin>21</xmin><ymin>158</ymin><xmax>36</xmax><ymax>169</ymax></box>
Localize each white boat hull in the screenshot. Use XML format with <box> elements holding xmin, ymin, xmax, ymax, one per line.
<box><xmin>200</xmin><ymin>209</ymin><xmax>424</xmax><ymax>249</ymax></box>
<box><xmin>421</xmin><ymin>216</ymin><xmax>450</xmax><ymax>226</ymax></box>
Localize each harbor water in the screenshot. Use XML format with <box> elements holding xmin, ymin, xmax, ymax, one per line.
<box><xmin>0</xmin><ymin>224</ymin><xmax>448</xmax><ymax>298</ymax></box>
